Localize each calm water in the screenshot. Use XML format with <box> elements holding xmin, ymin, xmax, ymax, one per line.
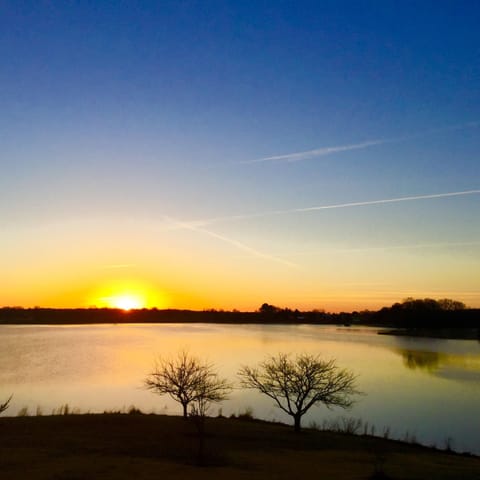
<box><xmin>1</xmin><ymin>323</ymin><xmax>479</xmax><ymax>454</ymax></box>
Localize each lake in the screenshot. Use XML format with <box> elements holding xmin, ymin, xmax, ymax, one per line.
<box><xmin>1</xmin><ymin>323</ymin><xmax>479</xmax><ymax>454</ymax></box>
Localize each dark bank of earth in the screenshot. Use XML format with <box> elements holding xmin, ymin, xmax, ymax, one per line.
<box><xmin>1</xmin><ymin>414</ymin><xmax>479</xmax><ymax>480</ymax></box>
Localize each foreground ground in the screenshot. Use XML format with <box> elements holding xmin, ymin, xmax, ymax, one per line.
<box><xmin>1</xmin><ymin>414</ymin><xmax>479</xmax><ymax>480</ymax></box>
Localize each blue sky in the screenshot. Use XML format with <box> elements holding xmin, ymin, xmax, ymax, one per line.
<box><xmin>1</xmin><ymin>1</ymin><xmax>479</xmax><ymax>310</ymax></box>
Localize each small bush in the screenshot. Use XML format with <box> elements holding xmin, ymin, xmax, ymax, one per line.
<box><xmin>340</xmin><ymin>417</ymin><xmax>363</xmax><ymax>434</ymax></box>
<box><xmin>237</xmin><ymin>406</ymin><xmax>255</xmax><ymax>421</ymax></box>
<box><xmin>51</xmin><ymin>404</ymin><xmax>80</xmax><ymax>415</ymax></box>
<box><xmin>17</xmin><ymin>406</ymin><xmax>29</xmax><ymax>417</ymax></box>
<box><xmin>127</xmin><ymin>405</ymin><xmax>143</xmax><ymax>415</ymax></box>
<box><xmin>310</xmin><ymin>416</ymin><xmax>364</xmax><ymax>434</ymax></box>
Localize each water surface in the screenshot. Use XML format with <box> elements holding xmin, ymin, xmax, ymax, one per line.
<box><xmin>1</xmin><ymin>323</ymin><xmax>479</xmax><ymax>454</ymax></box>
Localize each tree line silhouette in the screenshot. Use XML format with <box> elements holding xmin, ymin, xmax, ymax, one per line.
<box><xmin>0</xmin><ymin>298</ymin><xmax>478</xmax><ymax>331</ymax></box>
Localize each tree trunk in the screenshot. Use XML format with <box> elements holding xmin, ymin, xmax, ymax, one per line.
<box><xmin>182</xmin><ymin>402</ymin><xmax>188</xmax><ymax>418</ymax></box>
<box><xmin>294</xmin><ymin>414</ymin><xmax>302</xmax><ymax>433</ymax></box>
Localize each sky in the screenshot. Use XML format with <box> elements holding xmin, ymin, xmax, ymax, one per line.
<box><xmin>1</xmin><ymin>1</ymin><xmax>479</xmax><ymax>311</ymax></box>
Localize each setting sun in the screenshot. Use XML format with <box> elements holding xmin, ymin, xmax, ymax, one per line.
<box><xmin>87</xmin><ymin>279</ymin><xmax>168</xmax><ymax>310</ymax></box>
<box><xmin>106</xmin><ymin>294</ymin><xmax>144</xmax><ymax>311</ymax></box>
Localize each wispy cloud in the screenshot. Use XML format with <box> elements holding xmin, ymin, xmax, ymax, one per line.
<box><xmin>240</xmin><ymin>120</ymin><xmax>479</xmax><ymax>165</ymax></box>
<box><xmin>196</xmin><ymin>189</ymin><xmax>480</xmax><ymax>226</ymax></box>
<box><xmin>163</xmin><ymin>216</ymin><xmax>298</xmax><ymax>269</ymax></box>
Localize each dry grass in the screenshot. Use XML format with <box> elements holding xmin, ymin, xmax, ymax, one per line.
<box><xmin>0</xmin><ymin>414</ymin><xmax>479</xmax><ymax>479</ymax></box>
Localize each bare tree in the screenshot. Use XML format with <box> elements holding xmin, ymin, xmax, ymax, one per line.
<box><xmin>144</xmin><ymin>351</ymin><xmax>232</xmax><ymax>418</ymax></box>
<box><xmin>0</xmin><ymin>395</ymin><xmax>12</xmax><ymax>414</ymax></box>
<box><xmin>239</xmin><ymin>353</ymin><xmax>360</xmax><ymax>432</ymax></box>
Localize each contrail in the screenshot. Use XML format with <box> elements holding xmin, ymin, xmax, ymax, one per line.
<box><xmin>163</xmin><ymin>216</ymin><xmax>299</xmax><ymax>269</ymax></box>
<box><xmin>195</xmin><ymin>189</ymin><xmax>480</xmax><ymax>225</ymax></box>
<box><xmin>240</xmin><ymin>139</ymin><xmax>386</xmax><ymax>164</ymax></box>
<box><xmin>240</xmin><ymin>120</ymin><xmax>479</xmax><ymax>164</ymax></box>
<box><xmin>277</xmin><ymin>190</ymin><xmax>480</xmax><ymax>215</ymax></box>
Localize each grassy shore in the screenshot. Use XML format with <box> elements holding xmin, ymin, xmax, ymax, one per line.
<box><xmin>1</xmin><ymin>414</ymin><xmax>479</xmax><ymax>479</ymax></box>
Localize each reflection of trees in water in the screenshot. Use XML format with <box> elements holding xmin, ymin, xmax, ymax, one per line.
<box><xmin>401</xmin><ymin>350</ymin><xmax>442</xmax><ymax>371</ymax></box>
<box><xmin>398</xmin><ymin>348</ymin><xmax>480</xmax><ymax>382</ymax></box>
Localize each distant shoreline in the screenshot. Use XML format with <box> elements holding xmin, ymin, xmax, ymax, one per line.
<box><xmin>1</xmin><ymin>304</ymin><xmax>478</xmax><ymax>340</ymax></box>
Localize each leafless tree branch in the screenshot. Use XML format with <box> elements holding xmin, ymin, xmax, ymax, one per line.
<box><xmin>239</xmin><ymin>353</ymin><xmax>360</xmax><ymax>432</ymax></box>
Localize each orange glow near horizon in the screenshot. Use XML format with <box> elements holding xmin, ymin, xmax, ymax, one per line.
<box><xmin>87</xmin><ymin>279</ymin><xmax>168</xmax><ymax>310</ymax></box>
<box><xmin>3</xmin><ymin>264</ymin><xmax>478</xmax><ymax>313</ymax></box>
